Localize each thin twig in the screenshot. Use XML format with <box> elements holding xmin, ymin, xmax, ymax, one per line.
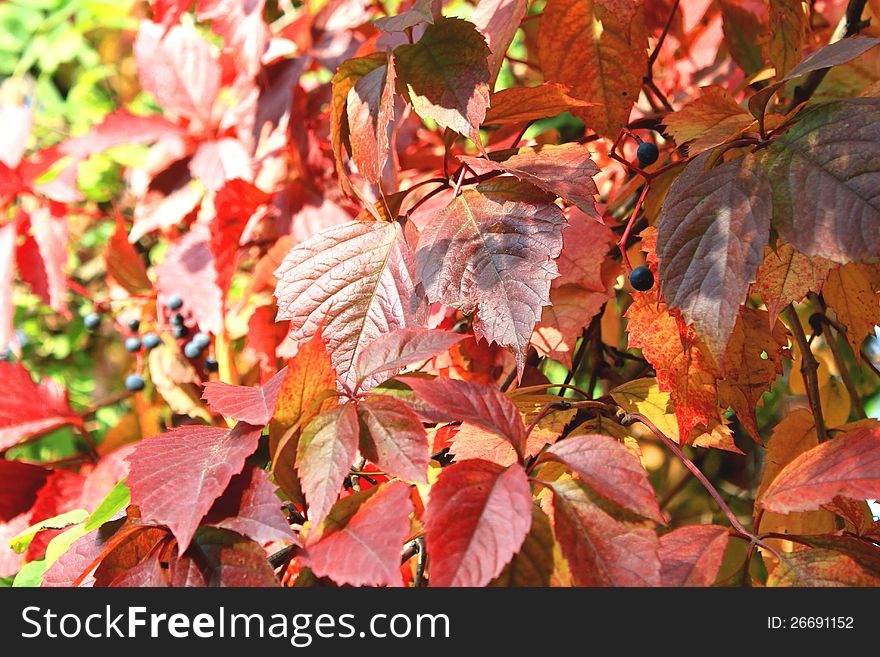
<box><xmin>784</xmin><ymin>304</ymin><xmax>830</xmax><ymax>442</ymax></box>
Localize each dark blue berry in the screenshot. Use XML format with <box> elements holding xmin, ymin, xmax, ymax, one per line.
<box><xmin>204</xmin><ymin>357</ymin><xmax>219</xmax><ymax>372</ymax></box>
<box><xmin>172</xmin><ymin>324</ymin><xmax>189</xmax><ymax>339</ymax></box>
<box><xmin>125</xmin><ymin>374</ymin><xmax>145</xmax><ymax>392</ymax></box>
<box><xmin>84</xmin><ymin>313</ymin><xmax>101</xmax><ymax>330</ymax></box>
<box><xmin>127</xmin><ymin>318</ymin><xmax>140</xmax><ymax>332</ymax></box>
<box><xmin>629</xmin><ymin>265</ymin><xmax>655</xmax><ymax>291</ymax></box>
<box><xmin>124</xmin><ymin>336</ymin><xmax>142</xmax><ymax>352</ymax></box>
<box><xmin>170</xmin><ymin>313</ymin><xmax>185</xmax><ymax>327</ymax></box>
<box><xmin>142</xmin><ymin>332</ymin><xmax>161</xmax><ymax>350</ymax></box>
<box><xmin>165</xmin><ymin>295</ymin><xmax>184</xmax><ymax>311</ymax></box>
<box><xmin>636</xmin><ymin>141</ymin><xmax>659</xmax><ymax>167</ymax></box>
<box><xmin>183</xmin><ymin>341</ymin><xmax>203</xmax><ymax>359</ymax></box>
<box><xmin>192</xmin><ymin>332</ymin><xmax>211</xmax><ymax>350</ymax></box>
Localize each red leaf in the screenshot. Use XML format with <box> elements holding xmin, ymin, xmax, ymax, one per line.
<box><xmin>302</xmin><ymin>481</ymin><xmax>414</xmax><ymax>587</ymax></box>
<box><xmin>274</xmin><ymin>220</ymin><xmax>425</xmax><ymax>388</ymax></box>
<box><xmin>550</xmin><ymin>479</ymin><xmax>661</xmax><ymax>586</ymax></box>
<box><xmin>0</xmin><ymin>362</ymin><xmax>82</xmax><ymax>451</ymax></box>
<box><xmin>357</xmin><ymin>394</ymin><xmax>429</xmax><ymax>483</ymax></box>
<box><xmin>657</xmin><ymin>151</ymin><xmax>772</xmax><ymax>361</ymax></box>
<box><xmin>212</xmin><ymin>178</ymin><xmax>271</xmax><ymax>296</ymax></box>
<box><xmin>658</xmin><ymin>525</ymin><xmax>730</xmax><ymax>587</ymax></box>
<box><xmin>156</xmin><ymin>223</ymin><xmax>225</xmax><ymax>335</ymax></box>
<box><xmin>26</xmin><ymin>204</ymin><xmax>69</xmax><ymax>315</ymax></box>
<box><xmin>197</xmin><ymin>0</ymin><xmax>270</xmax><ymax>78</ymax></box>
<box><xmin>173</xmin><ymin>527</ymin><xmax>280</xmax><ymax>587</ymax></box>
<box><xmin>483</xmin><ymin>83</ymin><xmax>598</xmax><ymax>125</ymax></box>
<box><xmin>554</xmin><ymin>212</ymin><xmax>617</xmax><ymax>290</ymax></box>
<box><xmin>459</xmin><ymin>143</ymin><xmax>599</xmax><ymax>215</ymax></box>
<box><xmin>471</xmin><ymin>0</ymin><xmax>528</xmax><ymax>86</ymax></box>
<box><xmin>415</xmin><ymin>179</ymin><xmax>566</xmax><ymax>375</ymax></box>
<box><xmin>134</xmin><ymin>20</ymin><xmax>221</xmax><ymax>125</ymax></box>
<box><xmin>108</xmin><ymin>544</ymin><xmax>169</xmax><ymax>587</ymax></box>
<box><xmin>204</xmin><ymin>465</ymin><xmax>297</xmax><ymax>545</ymax></box>
<box><xmin>404</xmin><ymin>376</ymin><xmax>526</xmax><ymax>457</ymax></box>
<box><xmin>545</xmin><ymin>434</ymin><xmax>665</xmax><ymax>524</ymax></box>
<box><xmin>346</xmin><ymin>55</ymin><xmax>396</xmax><ymax>183</ymax></box>
<box><xmin>761</xmin><ymin>426</ymin><xmax>880</xmax><ymax>513</ymax></box>
<box><xmin>24</xmin><ymin>469</ymin><xmax>87</xmax><ymax>561</ymax></box>
<box><xmin>0</xmin><ymin>460</ymin><xmax>49</xmax><ymax>521</ymax></box>
<box><xmin>296</xmin><ymin>403</ymin><xmax>360</xmax><ymax>526</ymax></box>
<box><xmin>125</xmin><ymin>422</ymin><xmax>263</xmax><ymax>551</ymax></box>
<box><xmin>105</xmin><ymin>213</ymin><xmax>152</xmax><ymax>294</ymax></box>
<box><xmin>753</xmin><ymin>242</ymin><xmax>835</xmax><ymax>325</ymax></box>
<box><xmin>424</xmin><ymin>460</ymin><xmax>532</xmax><ymax>586</ymax></box>
<box><xmin>58</xmin><ymin>108</ymin><xmax>184</xmax><ymax>164</ymax></box>
<box><xmin>0</xmin><ymin>220</ymin><xmax>18</xmax><ymax>353</ymax></box>
<box><xmin>202</xmin><ymin>367</ymin><xmax>286</xmax><ymax>425</ymax></box>
<box><xmin>354</xmin><ymin>328</ymin><xmax>466</xmax><ymax>388</ymax></box>
<box><xmin>394</xmin><ymin>18</ymin><xmax>491</xmax><ymax>145</ymax></box>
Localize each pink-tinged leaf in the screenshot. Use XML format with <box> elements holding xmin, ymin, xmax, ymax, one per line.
<box><xmin>105</xmin><ymin>213</ymin><xmax>151</xmax><ymax>294</ymax></box>
<box><xmin>0</xmin><ymin>362</ymin><xmax>83</xmax><ymax>451</ymax></box>
<box><xmin>296</xmin><ymin>403</ymin><xmax>360</xmax><ymax>526</ymax></box>
<box><xmin>24</xmin><ymin>469</ymin><xmax>87</xmax><ymax>561</ymax></box>
<box><xmin>357</xmin><ymin>394</ymin><xmax>429</xmax><ymax>483</ymax></box>
<box><xmin>156</xmin><ymin>223</ymin><xmax>224</xmax><ymax>335</ymax></box>
<box><xmin>483</xmin><ymin>83</ymin><xmax>598</xmax><ymax>125</ymax></box>
<box><xmin>537</xmin><ymin>0</ymin><xmax>647</xmax><ymax>137</ymax></box>
<box><xmin>58</xmin><ymin>109</ymin><xmax>184</xmax><ymax>163</ymax></box>
<box><xmin>764</xmin><ymin>99</ymin><xmax>880</xmax><ymax>264</ymax></box>
<box><xmin>550</xmin><ymin>478</ymin><xmax>661</xmax><ymax>586</ymax></box>
<box><xmin>134</xmin><ymin>20</ymin><xmax>221</xmax><ymax>125</ymax></box>
<box><xmin>41</xmin><ymin>519</ymin><xmax>129</xmax><ymax>587</ymax></box>
<box><xmin>425</xmin><ymin>460</ymin><xmax>533</xmax><ymax>586</ymax></box>
<box><xmin>394</xmin><ymin>17</ymin><xmax>491</xmax><ymax>145</ymax></box>
<box><xmin>544</xmin><ymin>434</ymin><xmax>665</xmax><ymax>524</ymax></box>
<box><xmin>204</xmin><ymin>465</ymin><xmax>296</xmax><ymax>545</ymax></box>
<box><xmin>449</xmin><ymin>424</ymin><xmax>550</xmax><ymax>468</ymax></box>
<box><xmin>176</xmin><ymin>527</ymin><xmax>280</xmax><ymax>587</ymax></box>
<box><xmin>471</xmin><ymin>0</ymin><xmax>528</xmax><ymax>87</ymax></box>
<box><xmin>375</xmin><ymin>0</ymin><xmax>437</xmax><ymax>33</ymax></box>
<box><xmin>0</xmin><ymin>103</ymin><xmax>31</xmax><ymax>168</ymax></box>
<box><xmin>189</xmin><ymin>138</ymin><xmax>253</xmax><ymax>191</ymax></box>
<box><xmin>415</xmin><ymin>179</ymin><xmax>566</xmax><ymax>375</ymax></box>
<box><xmin>274</xmin><ymin>220</ymin><xmax>425</xmax><ymax>388</ymax></box>
<box><xmin>531</xmin><ymin>283</ymin><xmax>612</xmax><ymax>367</ymax></box>
<box><xmin>0</xmin><ymin>460</ymin><xmax>49</xmax><ymax>521</ymax></box>
<box><xmin>761</xmin><ymin>426</ymin><xmax>880</xmax><ymax>513</ymax></box>
<box><xmin>108</xmin><ymin>544</ymin><xmax>169</xmax><ymax>587</ymax></box>
<box><xmin>658</xmin><ymin>525</ymin><xmax>730</xmax><ymax>587</ymax></box>
<box><xmin>197</xmin><ymin>0</ymin><xmax>270</xmax><ymax>78</ymax></box>
<box><xmin>767</xmin><ymin>548</ymin><xmax>880</xmax><ymax>587</ymax></box>
<box><xmin>125</xmin><ymin>422</ymin><xmax>263</xmax><ymax>551</ymax></box>
<box><xmin>202</xmin><ymin>367</ymin><xmax>286</xmax><ymax>425</ymax></box>
<box><xmin>302</xmin><ymin>481</ymin><xmax>414</xmax><ymax>587</ymax></box>
<box><xmin>657</xmin><ymin>151</ymin><xmax>772</xmax><ymax>361</ymax></box>
<box><xmin>346</xmin><ymin>55</ymin><xmax>396</xmax><ymax>183</ymax></box>
<box><xmin>355</xmin><ymin>328</ymin><xmax>466</xmax><ymax>386</ymax></box>
<box><xmin>0</xmin><ymin>220</ymin><xmax>18</xmax><ymax>352</ymax></box>
<box><xmin>459</xmin><ymin>143</ymin><xmax>599</xmax><ymax>215</ymax></box>
<box><xmin>554</xmin><ymin>212</ymin><xmax>617</xmax><ymax>290</ymax></box>
<box><xmin>211</xmin><ymin>178</ymin><xmax>270</xmax><ymax>297</ymax></box>
<box><xmin>27</xmin><ymin>204</ymin><xmax>69</xmax><ymax>315</ymax></box>
<box><xmin>782</xmin><ymin>36</ymin><xmax>880</xmax><ymax>82</ymax></box>
<box><xmin>130</xmin><ymin>175</ymin><xmax>203</xmax><ymax>243</ymax></box>
<box><xmin>404</xmin><ymin>376</ymin><xmax>526</xmax><ymax>456</ymax></box>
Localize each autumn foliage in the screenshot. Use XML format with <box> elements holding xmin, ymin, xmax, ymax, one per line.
<box><xmin>3</xmin><ymin>0</ymin><xmax>880</xmax><ymax>588</ymax></box>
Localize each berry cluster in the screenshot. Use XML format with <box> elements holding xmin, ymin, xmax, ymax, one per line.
<box><xmin>83</xmin><ymin>294</ymin><xmax>218</xmax><ymax>392</ymax></box>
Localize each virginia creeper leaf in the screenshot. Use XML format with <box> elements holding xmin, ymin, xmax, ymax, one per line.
<box><xmin>302</xmin><ymin>481</ymin><xmax>414</xmax><ymax>587</ymax></box>
<box><xmin>357</xmin><ymin>394</ymin><xmax>429</xmax><ymax>483</ymax></box>
<box><xmin>544</xmin><ymin>434</ymin><xmax>665</xmax><ymax>524</ymax></box>
<box><xmin>125</xmin><ymin>422</ymin><xmax>263</xmax><ymax>551</ymax></box>
<box><xmin>658</xmin><ymin>525</ymin><xmax>729</xmax><ymax>587</ymax></box>
<box><xmin>415</xmin><ymin>179</ymin><xmax>566</xmax><ymax>376</ymax></box>
<box><xmin>471</xmin><ymin>0</ymin><xmax>528</xmax><ymax>87</ymax></box>
<box><xmin>202</xmin><ymin>367</ymin><xmax>286</xmax><ymax>426</ymax></box>
<box><xmin>753</xmin><ymin>242</ymin><xmax>835</xmax><ymax>325</ymax></box>
<box><xmin>274</xmin><ymin>220</ymin><xmax>425</xmax><ymax>388</ymax></box>
<box><xmin>483</xmin><ymin>83</ymin><xmax>597</xmax><ymax>125</ymax></box>
<box><xmin>394</xmin><ymin>17</ymin><xmax>491</xmax><ymax>145</ymax></box>
<box><xmin>657</xmin><ymin>151</ymin><xmax>772</xmax><ymax>361</ymax></box>
<box><xmin>537</xmin><ymin>0</ymin><xmax>647</xmax><ymax>137</ymax></box>
<box><xmin>424</xmin><ymin>460</ymin><xmax>532</xmax><ymax>587</ymax></box>
<box><xmin>355</xmin><ymin>327</ymin><xmax>466</xmax><ymax>387</ymax></box>
<box><xmin>296</xmin><ymin>403</ymin><xmax>360</xmax><ymax>526</ymax></box>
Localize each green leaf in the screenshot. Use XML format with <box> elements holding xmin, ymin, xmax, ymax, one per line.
<box><xmin>12</xmin><ymin>559</ymin><xmax>47</xmax><ymax>588</ymax></box>
<box><xmin>84</xmin><ymin>479</ymin><xmax>130</xmax><ymax>531</ymax></box>
<box><xmin>8</xmin><ymin>509</ymin><xmax>89</xmax><ymax>554</ymax></box>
